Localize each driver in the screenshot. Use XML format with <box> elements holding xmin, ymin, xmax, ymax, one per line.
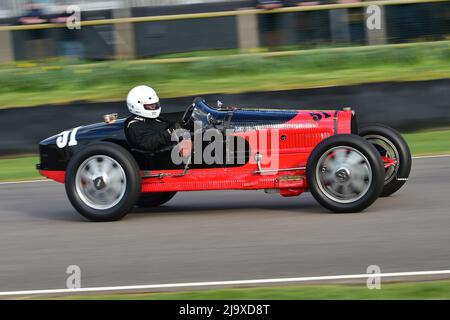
<box><xmin>126</xmin><ymin>85</ymin><xmax>191</xmax><ymax>156</ymax></box>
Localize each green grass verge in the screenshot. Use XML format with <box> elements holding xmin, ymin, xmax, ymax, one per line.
<box><xmin>1</xmin><ymin>128</ymin><xmax>449</xmax><ymax>183</ymax></box>
<box><xmin>51</xmin><ymin>280</ymin><xmax>450</xmax><ymax>300</ymax></box>
<box><xmin>0</xmin><ymin>155</ymin><xmax>40</xmax><ymax>182</ymax></box>
<box><xmin>403</xmin><ymin>129</ymin><xmax>450</xmax><ymax>156</ymax></box>
<box><xmin>0</xmin><ymin>41</ymin><xmax>449</xmax><ymax>109</ymax></box>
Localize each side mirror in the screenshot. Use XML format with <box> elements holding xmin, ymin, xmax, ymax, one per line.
<box><xmin>104</xmin><ymin>113</ymin><xmax>118</xmax><ymax>124</ymax></box>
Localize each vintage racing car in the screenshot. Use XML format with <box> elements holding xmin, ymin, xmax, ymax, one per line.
<box><xmin>37</xmin><ymin>98</ymin><xmax>411</xmax><ymax>221</ymax></box>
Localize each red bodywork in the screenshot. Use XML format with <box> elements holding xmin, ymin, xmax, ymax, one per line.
<box><xmin>40</xmin><ymin>110</ymin><xmax>355</xmax><ymax>197</ymax></box>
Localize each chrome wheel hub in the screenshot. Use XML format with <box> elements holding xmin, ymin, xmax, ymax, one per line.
<box><xmin>335</xmin><ymin>167</ymin><xmax>351</xmax><ymax>183</ymax></box>
<box><xmin>75</xmin><ymin>155</ymin><xmax>126</xmax><ymax>210</ymax></box>
<box><xmin>93</xmin><ymin>177</ymin><xmax>106</xmax><ymax>190</ymax></box>
<box><xmin>316</xmin><ymin>146</ymin><xmax>372</xmax><ymax>204</ymax></box>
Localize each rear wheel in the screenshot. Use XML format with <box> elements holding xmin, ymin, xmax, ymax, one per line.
<box><xmin>307</xmin><ymin>134</ymin><xmax>384</xmax><ymax>213</ymax></box>
<box><xmin>359</xmin><ymin>124</ymin><xmax>411</xmax><ymax>197</ymax></box>
<box><xmin>65</xmin><ymin>142</ymin><xmax>141</xmax><ymax>222</ymax></box>
<box><xmin>137</xmin><ymin>192</ymin><xmax>176</xmax><ymax>208</ymax></box>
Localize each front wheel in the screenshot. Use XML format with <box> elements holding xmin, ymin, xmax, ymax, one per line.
<box><xmin>65</xmin><ymin>142</ymin><xmax>141</xmax><ymax>222</ymax></box>
<box><xmin>307</xmin><ymin>134</ymin><xmax>385</xmax><ymax>213</ymax></box>
<box><xmin>359</xmin><ymin>123</ymin><xmax>411</xmax><ymax>197</ymax></box>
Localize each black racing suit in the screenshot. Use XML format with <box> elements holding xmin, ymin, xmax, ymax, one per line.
<box><xmin>126</xmin><ymin>115</ymin><xmax>178</xmax><ymax>153</ymax></box>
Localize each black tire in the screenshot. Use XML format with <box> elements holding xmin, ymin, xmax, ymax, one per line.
<box><xmin>65</xmin><ymin>142</ymin><xmax>141</xmax><ymax>222</ymax></box>
<box><xmin>137</xmin><ymin>192</ymin><xmax>177</xmax><ymax>208</ymax></box>
<box><xmin>306</xmin><ymin>134</ymin><xmax>385</xmax><ymax>213</ymax></box>
<box><xmin>359</xmin><ymin>123</ymin><xmax>411</xmax><ymax>197</ymax></box>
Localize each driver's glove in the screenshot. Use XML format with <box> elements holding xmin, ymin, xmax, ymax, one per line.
<box><xmin>166</xmin><ymin>127</ymin><xmax>179</xmax><ymax>141</ymax></box>
<box><xmin>167</xmin><ymin>122</ymin><xmax>186</xmax><ymax>141</ymax></box>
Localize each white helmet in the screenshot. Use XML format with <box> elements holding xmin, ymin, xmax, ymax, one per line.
<box><xmin>126</xmin><ymin>85</ymin><xmax>161</xmax><ymax>119</ymax></box>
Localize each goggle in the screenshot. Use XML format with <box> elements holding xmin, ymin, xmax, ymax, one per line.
<box><xmin>143</xmin><ymin>102</ymin><xmax>161</xmax><ymax>111</ymax></box>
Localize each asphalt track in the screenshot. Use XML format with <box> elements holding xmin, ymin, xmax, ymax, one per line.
<box><xmin>0</xmin><ymin>156</ymin><xmax>449</xmax><ymax>293</ymax></box>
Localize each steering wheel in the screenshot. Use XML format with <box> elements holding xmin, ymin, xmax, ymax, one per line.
<box><xmin>181</xmin><ymin>103</ymin><xmax>196</xmax><ymax>126</ymax></box>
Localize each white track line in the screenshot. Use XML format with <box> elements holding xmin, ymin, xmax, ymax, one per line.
<box><xmin>412</xmin><ymin>154</ymin><xmax>450</xmax><ymax>159</ymax></box>
<box><xmin>0</xmin><ymin>179</ymin><xmax>49</xmax><ymax>185</ymax></box>
<box><xmin>0</xmin><ymin>155</ymin><xmax>449</xmax><ymax>186</ymax></box>
<box><xmin>1</xmin><ymin>269</ymin><xmax>450</xmax><ymax>297</ymax></box>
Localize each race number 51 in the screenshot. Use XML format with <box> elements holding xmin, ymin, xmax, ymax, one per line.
<box><xmin>56</xmin><ymin>127</ymin><xmax>81</xmax><ymax>148</ymax></box>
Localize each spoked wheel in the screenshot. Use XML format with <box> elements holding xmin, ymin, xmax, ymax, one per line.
<box><xmin>65</xmin><ymin>142</ymin><xmax>141</xmax><ymax>222</ymax></box>
<box><xmin>359</xmin><ymin>124</ymin><xmax>411</xmax><ymax>197</ymax></box>
<box><xmin>363</xmin><ymin>134</ymin><xmax>399</xmax><ymax>185</ymax></box>
<box><xmin>307</xmin><ymin>134</ymin><xmax>385</xmax><ymax>213</ymax></box>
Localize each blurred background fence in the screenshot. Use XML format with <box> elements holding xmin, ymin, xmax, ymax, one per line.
<box><xmin>0</xmin><ymin>0</ymin><xmax>448</xmax><ymax>62</ymax></box>
<box><xmin>0</xmin><ymin>1</ymin><xmax>449</xmax><ymax>155</ymax></box>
